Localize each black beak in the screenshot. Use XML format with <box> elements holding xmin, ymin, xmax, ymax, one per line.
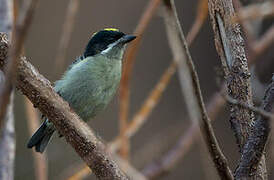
<box><xmin>120</xmin><ymin>35</ymin><xmax>136</xmax><ymax>44</ymax></box>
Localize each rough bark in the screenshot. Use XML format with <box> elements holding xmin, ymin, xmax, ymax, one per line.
<box><xmin>235</xmin><ymin>76</ymin><xmax>274</xmax><ymax>179</ymax></box>
<box><xmin>207</xmin><ymin>0</ymin><xmax>267</xmax><ymax>179</ymax></box>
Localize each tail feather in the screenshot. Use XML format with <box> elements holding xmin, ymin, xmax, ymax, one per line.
<box><xmin>27</xmin><ymin>120</ymin><xmax>55</xmax><ymax>153</ymax></box>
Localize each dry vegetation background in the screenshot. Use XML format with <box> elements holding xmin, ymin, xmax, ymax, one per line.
<box><xmin>0</xmin><ymin>0</ymin><xmax>273</xmax><ymax>180</ymax></box>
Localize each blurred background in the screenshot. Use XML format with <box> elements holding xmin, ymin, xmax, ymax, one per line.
<box><xmin>13</xmin><ymin>0</ymin><xmax>273</xmax><ymax>179</ymax></box>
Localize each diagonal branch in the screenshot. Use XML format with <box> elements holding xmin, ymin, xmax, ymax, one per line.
<box><xmin>54</xmin><ymin>0</ymin><xmax>79</xmax><ymax>74</ymax></box>
<box><xmin>119</xmin><ymin>0</ymin><xmax>161</xmax><ymax>159</ymax></box>
<box><xmin>0</xmin><ymin>34</ymin><xmax>129</xmax><ymax>180</ymax></box>
<box><xmin>233</xmin><ymin>1</ymin><xmax>274</xmax><ymax>22</ymax></box>
<box><xmin>142</xmin><ymin>91</ymin><xmax>226</xmax><ymax>179</ymax></box>
<box><xmin>160</xmin><ymin>0</ymin><xmax>233</xmax><ymax>179</ymax></box>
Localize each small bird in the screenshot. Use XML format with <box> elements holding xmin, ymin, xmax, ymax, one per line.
<box><xmin>27</xmin><ymin>28</ymin><xmax>136</xmax><ymax>153</ymax></box>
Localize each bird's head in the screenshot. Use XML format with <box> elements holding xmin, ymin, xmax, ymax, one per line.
<box><xmin>84</xmin><ymin>28</ymin><xmax>136</xmax><ymax>59</ymax></box>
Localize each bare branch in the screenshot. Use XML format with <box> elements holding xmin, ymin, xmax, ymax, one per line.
<box><xmin>160</xmin><ymin>0</ymin><xmax>233</xmax><ymax>179</ymax></box>
<box><xmin>225</xmin><ymin>95</ymin><xmax>274</xmax><ymax>119</ymax></box>
<box><xmin>0</xmin><ymin>92</ymin><xmax>15</xmax><ymax>180</ymax></box>
<box><xmin>142</xmin><ymin>91</ymin><xmax>226</xmax><ymax>179</ymax></box>
<box><xmin>54</xmin><ymin>0</ymin><xmax>79</xmax><ymax>74</ymax></box>
<box><xmin>0</xmin><ymin>1</ymin><xmax>15</xmax><ymax>179</ymax></box>
<box><xmin>118</xmin><ymin>0</ymin><xmax>161</xmax><ymax>159</ymax></box>
<box><xmin>233</xmin><ymin>2</ymin><xmax>274</xmax><ymax>22</ymax></box>
<box><xmin>24</xmin><ymin>97</ymin><xmax>48</xmax><ymax>180</ymax></box>
<box><xmin>235</xmin><ymin>76</ymin><xmax>274</xmax><ymax>179</ymax></box>
<box><xmin>67</xmin><ymin>166</ymin><xmax>91</xmax><ymax>180</ymax></box>
<box><xmin>252</xmin><ymin>25</ymin><xmax>274</xmax><ymax>57</ymax></box>
<box><xmin>208</xmin><ymin>0</ymin><xmax>267</xmax><ymax>178</ymax></box>
<box><xmin>186</xmin><ymin>0</ymin><xmax>208</xmax><ymax>44</ymax></box>
<box><xmin>0</xmin><ymin>0</ymin><xmax>39</xmax><ymax>130</ymax></box>
<box><xmin>0</xmin><ymin>34</ymin><xmax>129</xmax><ymax>180</ymax></box>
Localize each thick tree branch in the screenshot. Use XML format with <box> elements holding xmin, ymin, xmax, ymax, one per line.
<box><xmin>235</xmin><ymin>76</ymin><xmax>274</xmax><ymax>179</ymax></box>
<box><xmin>0</xmin><ymin>33</ymin><xmax>129</xmax><ymax>180</ymax></box>
<box><xmin>207</xmin><ymin>0</ymin><xmax>267</xmax><ymax>178</ymax></box>
<box><xmin>161</xmin><ymin>0</ymin><xmax>233</xmax><ymax>179</ymax></box>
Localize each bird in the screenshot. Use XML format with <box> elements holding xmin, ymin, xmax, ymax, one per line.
<box><xmin>27</xmin><ymin>28</ymin><xmax>136</xmax><ymax>153</ymax></box>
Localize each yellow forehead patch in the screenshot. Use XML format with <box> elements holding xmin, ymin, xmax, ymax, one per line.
<box><xmin>92</xmin><ymin>28</ymin><xmax>120</xmax><ymax>37</ymax></box>
<box><xmin>103</xmin><ymin>28</ymin><xmax>119</xmax><ymax>32</ymax></box>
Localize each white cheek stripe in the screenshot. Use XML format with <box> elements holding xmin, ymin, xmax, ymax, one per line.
<box><xmin>101</xmin><ymin>41</ymin><xmax>118</xmax><ymax>55</ymax></box>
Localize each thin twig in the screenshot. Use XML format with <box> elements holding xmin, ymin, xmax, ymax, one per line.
<box><xmin>161</xmin><ymin>0</ymin><xmax>233</xmax><ymax>179</ymax></box>
<box><xmin>67</xmin><ymin>166</ymin><xmax>91</xmax><ymax>180</ymax></box>
<box><xmin>208</xmin><ymin>0</ymin><xmax>267</xmax><ymax>178</ymax></box>
<box><xmin>0</xmin><ymin>1</ymin><xmax>15</xmax><ymax>179</ymax></box>
<box><xmin>0</xmin><ymin>0</ymin><xmax>39</xmax><ymax>132</ymax></box>
<box><xmin>111</xmin><ymin>61</ymin><xmax>177</xmax><ymax>152</ymax></box>
<box><xmin>235</xmin><ymin>76</ymin><xmax>274</xmax><ymax>179</ymax></box>
<box><xmin>186</xmin><ymin>0</ymin><xmax>208</xmax><ymax>44</ymax></box>
<box><xmin>54</xmin><ymin>0</ymin><xmax>79</xmax><ymax>74</ymax></box>
<box><xmin>252</xmin><ymin>25</ymin><xmax>274</xmax><ymax>57</ymax></box>
<box><xmin>24</xmin><ymin>97</ymin><xmax>48</xmax><ymax>180</ymax></box>
<box><xmin>0</xmin><ymin>34</ymin><xmax>129</xmax><ymax>180</ymax></box>
<box><xmin>119</xmin><ymin>0</ymin><xmax>161</xmax><ymax>159</ymax></box>
<box><xmin>225</xmin><ymin>95</ymin><xmax>274</xmax><ymax>120</ymax></box>
<box><xmin>233</xmin><ymin>2</ymin><xmax>274</xmax><ymax>22</ymax></box>
<box><xmin>142</xmin><ymin>91</ymin><xmax>226</xmax><ymax>179</ymax></box>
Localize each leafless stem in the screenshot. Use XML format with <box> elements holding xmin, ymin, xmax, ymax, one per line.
<box><xmin>235</xmin><ymin>76</ymin><xmax>274</xmax><ymax>179</ymax></box>
<box><xmin>0</xmin><ymin>0</ymin><xmax>39</xmax><ymax>131</ymax></box>
<box><xmin>66</xmin><ymin>166</ymin><xmax>91</xmax><ymax>180</ymax></box>
<box><xmin>142</xmin><ymin>91</ymin><xmax>226</xmax><ymax>179</ymax></box>
<box><xmin>225</xmin><ymin>95</ymin><xmax>274</xmax><ymax>119</ymax></box>
<box><xmin>252</xmin><ymin>25</ymin><xmax>274</xmax><ymax>57</ymax></box>
<box><xmin>54</xmin><ymin>0</ymin><xmax>79</xmax><ymax>74</ymax></box>
<box><xmin>0</xmin><ymin>91</ymin><xmax>15</xmax><ymax>180</ymax></box>
<box><xmin>186</xmin><ymin>0</ymin><xmax>208</xmax><ymax>44</ymax></box>
<box><xmin>233</xmin><ymin>2</ymin><xmax>274</xmax><ymax>22</ymax></box>
<box><xmin>0</xmin><ymin>1</ymin><xmax>15</xmax><ymax>179</ymax></box>
<box><xmin>208</xmin><ymin>0</ymin><xmax>267</xmax><ymax>178</ymax></box>
<box><xmin>24</xmin><ymin>97</ymin><xmax>48</xmax><ymax>180</ymax></box>
<box><xmin>0</xmin><ymin>34</ymin><xmax>129</xmax><ymax>180</ymax></box>
<box><xmin>161</xmin><ymin>0</ymin><xmax>233</xmax><ymax>179</ymax></box>
<box><xmin>119</xmin><ymin>0</ymin><xmax>161</xmax><ymax>159</ymax></box>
